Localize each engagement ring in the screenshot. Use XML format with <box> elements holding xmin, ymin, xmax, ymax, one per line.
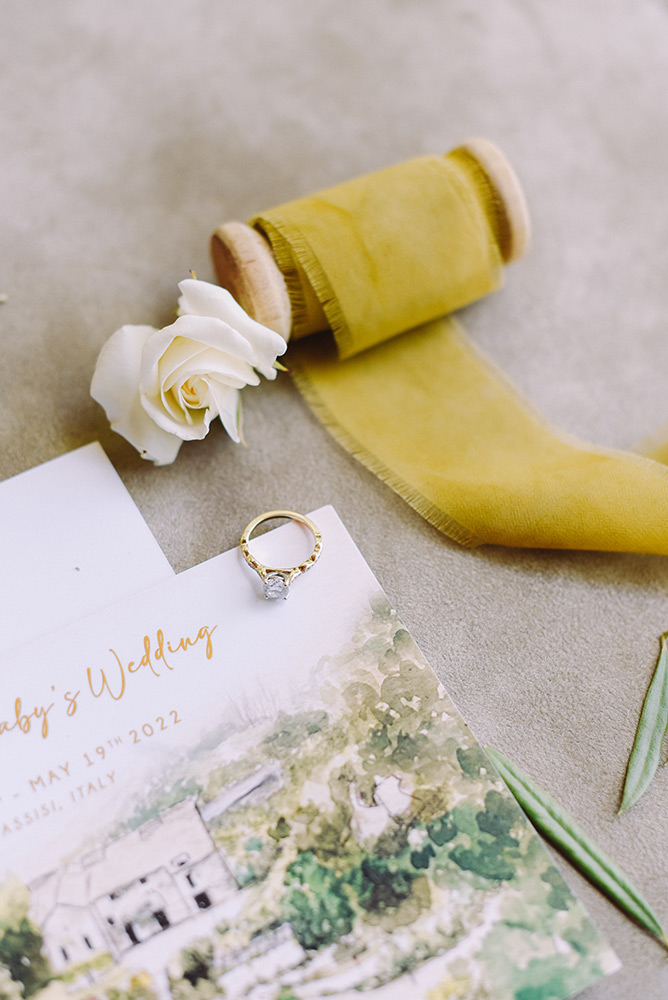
<box><xmin>240</xmin><ymin>510</ymin><xmax>322</xmax><ymax>600</ymax></box>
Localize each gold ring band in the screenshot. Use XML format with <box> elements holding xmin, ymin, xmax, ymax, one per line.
<box><xmin>240</xmin><ymin>510</ymin><xmax>323</xmax><ymax>600</ymax></box>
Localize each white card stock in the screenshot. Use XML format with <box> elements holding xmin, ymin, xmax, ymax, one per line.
<box><xmin>0</xmin><ymin>443</ymin><xmax>174</xmax><ymax>654</ymax></box>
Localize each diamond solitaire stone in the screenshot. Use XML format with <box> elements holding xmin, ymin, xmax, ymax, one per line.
<box><xmin>263</xmin><ymin>574</ymin><xmax>290</xmax><ymax>600</ymax></box>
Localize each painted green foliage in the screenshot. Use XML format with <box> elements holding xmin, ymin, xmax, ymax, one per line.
<box><xmin>280</xmin><ymin>787</ymin><xmax>538</xmax><ymax>953</ymax></box>
<box><xmin>282</xmin><ymin>851</ymin><xmax>355</xmax><ymax>950</ymax></box>
<box><xmin>174</xmin><ymin>594</ymin><xmax>615</xmax><ymax>996</ymax></box>
<box><xmin>0</xmin><ymin>918</ymin><xmax>50</xmax><ymax>997</ymax></box>
<box><xmin>448</xmin><ymin>792</ymin><xmax>520</xmax><ymax>881</ymax></box>
<box><xmin>0</xmin><ymin>880</ymin><xmax>51</xmax><ymax>999</ymax></box>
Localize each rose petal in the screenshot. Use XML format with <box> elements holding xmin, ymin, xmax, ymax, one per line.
<box><xmin>141</xmin><ymin>388</ymin><xmax>215</xmax><ymax>441</ymax></box>
<box><xmin>140</xmin><ymin>314</ymin><xmax>255</xmax><ymax>395</ymax></box>
<box><xmin>90</xmin><ymin>324</ymin><xmax>183</xmax><ymax>465</ymax></box>
<box><xmin>170</xmin><ymin>383</ymin><xmax>198</xmax><ymax>426</ymax></box>
<box><xmin>178</xmin><ymin>279</ymin><xmax>287</xmax><ymax>373</ymax></box>
<box><xmin>206</xmin><ymin>377</ymin><xmax>242</xmax><ymax>443</ymax></box>
<box><xmin>163</xmin><ymin>347</ymin><xmax>260</xmax><ymax>393</ymax></box>
<box><xmin>156</xmin><ymin>338</ymin><xmax>211</xmax><ymax>386</ymax></box>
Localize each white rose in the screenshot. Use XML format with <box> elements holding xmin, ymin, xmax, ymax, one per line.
<box><xmin>90</xmin><ymin>279</ymin><xmax>287</xmax><ymax>465</ymax></box>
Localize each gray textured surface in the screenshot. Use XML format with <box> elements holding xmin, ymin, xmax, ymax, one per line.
<box><xmin>3</xmin><ymin>1</ymin><xmax>668</xmax><ymax>994</ymax></box>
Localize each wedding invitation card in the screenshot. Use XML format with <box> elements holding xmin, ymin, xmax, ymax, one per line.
<box><xmin>0</xmin><ymin>443</ymin><xmax>174</xmax><ymax>654</ymax></box>
<box><xmin>0</xmin><ymin>506</ymin><xmax>618</xmax><ymax>999</ymax></box>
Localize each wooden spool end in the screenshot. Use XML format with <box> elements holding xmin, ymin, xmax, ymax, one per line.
<box><xmin>210</xmin><ymin>221</ymin><xmax>292</xmax><ymax>338</ymax></box>
<box><xmin>459</xmin><ymin>137</ymin><xmax>531</xmax><ymax>264</ymax></box>
<box><xmin>210</xmin><ymin>140</ymin><xmax>531</xmax><ymax>334</ymax></box>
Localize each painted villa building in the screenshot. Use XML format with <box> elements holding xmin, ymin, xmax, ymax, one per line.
<box><xmin>29</xmin><ymin>798</ymin><xmax>237</xmax><ymax>972</ymax></box>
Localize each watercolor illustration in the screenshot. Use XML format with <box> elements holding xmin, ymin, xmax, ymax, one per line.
<box><xmin>0</xmin><ymin>594</ymin><xmax>617</xmax><ymax>1000</ymax></box>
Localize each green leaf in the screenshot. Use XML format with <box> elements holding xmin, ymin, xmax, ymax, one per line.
<box><xmin>484</xmin><ymin>745</ymin><xmax>668</xmax><ymax>950</ymax></box>
<box><xmin>620</xmin><ymin>632</ymin><xmax>668</xmax><ymax>813</ymax></box>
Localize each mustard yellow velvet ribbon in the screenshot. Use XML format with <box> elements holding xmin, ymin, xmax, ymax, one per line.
<box><xmin>251</xmin><ymin>150</ymin><xmax>668</xmax><ymax>553</ymax></box>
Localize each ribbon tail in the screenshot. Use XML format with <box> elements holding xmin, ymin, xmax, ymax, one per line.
<box><xmin>289</xmin><ymin>318</ymin><xmax>668</xmax><ymax>554</ymax></box>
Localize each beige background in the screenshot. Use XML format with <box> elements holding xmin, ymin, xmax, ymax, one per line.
<box><xmin>3</xmin><ymin>1</ymin><xmax>668</xmax><ymax>995</ymax></box>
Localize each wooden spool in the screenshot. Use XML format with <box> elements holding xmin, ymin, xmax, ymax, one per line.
<box><xmin>210</xmin><ymin>138</ymin><xmax>531</xmax><ymax>339</ymax></box>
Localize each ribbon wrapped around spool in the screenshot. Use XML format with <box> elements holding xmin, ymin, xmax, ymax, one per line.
<box><xmin>211</xmin><ymin>140</ymin><xmax>668</xmax><ymax>554</ymax></box>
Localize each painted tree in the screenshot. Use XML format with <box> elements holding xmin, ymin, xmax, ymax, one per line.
<box><xmin>0</xmin><ymin>917</ymin><xmax>50</xmax><ymax>998</ymax></box>
<box><xmin>282</xmin><ymin>851</ymin><xmax>355</xmax><ymax>950</ymax></box>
